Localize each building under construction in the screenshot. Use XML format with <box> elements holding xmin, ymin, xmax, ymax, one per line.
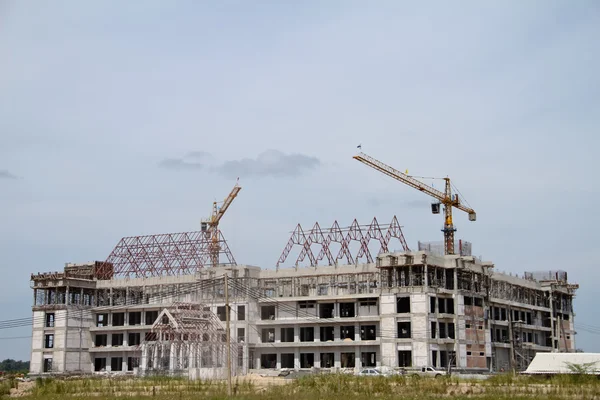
<box><xmin>28</xmin><ymin>221</ymin><xmax>578</xmax><ymax>376</ymax></box>
<box><xmin>29</xmin><ymin>155</ymin><xmax>579</xmax><ymax>376</ymax></box>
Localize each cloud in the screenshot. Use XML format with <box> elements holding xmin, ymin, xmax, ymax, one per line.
<box><xmin>159</xmin><ymin>150</ymin><xmax>320</xmax><ymax>178</ymax></box>
<box><xmin>158</xmin><ymin>151</ymin><xmax>212</xmax><ymax>170</ymax></box>
<box><xmin>0</xmin><ymin>170</ymin><xmax>18</xmax><ymax>180</ymax></box>
<box><xmin>215</xmin><ymin>150</ymin><xmax>320</xmax><ymax>179</ymax></box>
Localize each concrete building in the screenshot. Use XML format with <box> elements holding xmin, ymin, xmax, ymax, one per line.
<box><xmin>29</xmin><ymin>250</ymin><xmax>578</xmax><ymax>376</ymax></box>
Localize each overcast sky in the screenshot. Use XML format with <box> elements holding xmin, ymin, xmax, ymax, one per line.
<box><xmin>1</xmin><ymin>1</ymin><xmax>599</xmax><ymax>361</ymax></box>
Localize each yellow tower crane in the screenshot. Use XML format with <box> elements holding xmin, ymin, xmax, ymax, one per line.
<box><xmin>201</xmin><ymin>181</ymin><xmax>241</xmax><ymax>266</ymax></box>
<box><xmin>353</xmin><ymin>152</ymin><xmax>476</xmax><ymax>255</ymax></box>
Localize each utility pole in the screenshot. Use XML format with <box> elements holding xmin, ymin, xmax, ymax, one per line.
<box><xmin>79</xmin><ymin>306</ymin><xmax>83</xmax><ymax>372</ymax></box>
<box><xmin>225</xmin><ymin>273</ymin><xmax>232</xmax><ymax>397</ymax></box>
<box><xmin>508</xmin><ymin>308</ymin><xmax>515</xmax><ymax>374</ymax></box>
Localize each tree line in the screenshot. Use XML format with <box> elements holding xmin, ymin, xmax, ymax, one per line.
<box><xmin>0</xmin><ymin>359</ymin><xmax>29</xmax><ymax>373</ymax></box>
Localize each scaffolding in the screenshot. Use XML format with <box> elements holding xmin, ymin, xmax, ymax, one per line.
<box><xmin>418</xmin><ymin>240</ymin><xmax>472</xmax><ymax>257</ymax></box>
<box><xmin>524</xmin><ymin>270</ymin><xmax>568</xmax><ymax>283</ymax></box>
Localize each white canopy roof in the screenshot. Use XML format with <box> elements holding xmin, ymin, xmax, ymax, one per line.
<box><xmin>524</xmin><ymin>353</ymin><xmax>600</xmax><ymax>374</ymax></box>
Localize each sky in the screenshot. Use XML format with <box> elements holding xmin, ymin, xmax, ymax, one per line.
<box><xmin>0</xmin><ymin>0</ymin><xmax>599</xmax><ymax>361</ymax></box>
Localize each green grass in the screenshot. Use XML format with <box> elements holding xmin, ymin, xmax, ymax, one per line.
<box><xmin>5</xmin><ymin>373</ymin><xmax>600</xmax><ymax>400</ymax></box>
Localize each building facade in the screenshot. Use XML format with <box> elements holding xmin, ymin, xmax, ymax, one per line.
<box><xmin>29</xmin><ymin>252</ymin><xmax>578</xmax><ymax>376</ymax></box>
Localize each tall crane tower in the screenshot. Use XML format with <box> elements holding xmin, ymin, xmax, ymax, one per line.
<box><xmin>353</xmin><ymin>152</ymin><xmax>476</xmax><ymax>256</ymax></box>
<box><xmin>201</xmin><ymin>182</ymin><xmax>242</xmax><ymax>266</ymax></box>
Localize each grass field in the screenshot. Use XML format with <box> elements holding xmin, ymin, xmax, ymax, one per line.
<box><xmin>2</xmin><ymin>373</ymin><xmax>600</xmax><ymax>399</ymax></box>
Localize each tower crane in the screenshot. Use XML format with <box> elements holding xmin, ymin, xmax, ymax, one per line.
<box><xmin>353</xmin><ymin>152</ymin><xmax>476</xmax><ymax>255</ymax></box>
<box><xmin>201</xmin><ymin>181</ymin><xmax>241</xmax><ymax>266</ymax></box>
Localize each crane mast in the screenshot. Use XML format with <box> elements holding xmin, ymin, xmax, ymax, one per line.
<box><xmin>353</xmin><ymin>152</ymin><xmax>475</xmax><ymax>255</ymax></box>
<box><xmin>201</xmin><ymin>182</ymin><xmax>241</xmax><ymax>266</ymax></box>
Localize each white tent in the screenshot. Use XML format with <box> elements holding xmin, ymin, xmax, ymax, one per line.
<box><xmin>524</xmin><ymin>353</ymin><xmax>600</xmax><ymax>375</ymax></box>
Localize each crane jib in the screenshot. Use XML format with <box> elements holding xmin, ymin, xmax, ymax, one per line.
<box><xmin>353</xmin><ymin>151</ymin><xmax>476</xmax><ymax>256</ymax></box>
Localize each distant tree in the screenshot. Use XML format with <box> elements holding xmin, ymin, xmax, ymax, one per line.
<box><xmin>564</xmin><ymin>361</ymin><xmax>598</xmax><ymax>375</ymax></box>
<box><xmin>0</xmin><ymin>359</ymin><xmax>30</xmax><ymax>373</ymax></box>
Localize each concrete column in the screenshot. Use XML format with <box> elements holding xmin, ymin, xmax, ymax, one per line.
<box><xmin>294</xmin><ymin>348</ymin><xmax>300</xmax><ymax>370</ymax></box>
<box><xmin>355</xmin><ymin>347</ymin><xmax>361</xmax><ymax>370</ymax></box>
<box><xmin>153</xmin><ymin>347</ymin><xmax>159</xmax><ymax>369</ymax></box>
<box><xmin>275</xmin><ymin>326</ymin><xmax>281</xmax><ymax>343</ymax></box>
<box><xmin>175</xmin><ymin>343</ymin><xmax>184</xmax><ymax>367</ymax></box>
<box><xmin>169</xmin><ymin>343</ymin><xmax>176</xmax><ymax>370</ymax></box>
<box><xmin>188</xmin><ymin>344</ymin><xmax>195</xmax><ymax>369</ymax></box>
<box><xmin>141</xmin><ymin>345</ymin><xmax>147</xmax><ymax>371</ymax></box>
<box><xmin>212</xmin><ymin>343</ymin><xmax>218</xmax><ymax>367</ymax></box>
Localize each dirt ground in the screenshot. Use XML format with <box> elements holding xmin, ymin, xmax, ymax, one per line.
<box><xmin>243</xmin><ymin>373</ymin><xmax>291</xmax><ymax>388</ymax></box>
<box><xmin>9</xmin><ymin>381</ymin><xmax>35</xmax><ymax>397</ymax></box>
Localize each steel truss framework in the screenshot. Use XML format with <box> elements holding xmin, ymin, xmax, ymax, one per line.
<box><xmin>100</xmin><ymin>231</ymin><xmax>236</xmax><ymax>279</ymax></box>
<box><xmin>276</xmin><ymin>216</ymin><xmax>409</xmax><ymax>269</ymax></box>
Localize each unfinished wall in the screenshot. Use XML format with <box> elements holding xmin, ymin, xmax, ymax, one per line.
<box><xmin>411</xmin><ymin>294</ymin><xmax>429</xmax><ymax>367</ymax></box>
<box><xmin>379</xmin><ymin>294</ymin><xmax>396</xmax><ymax>367</ymax></box>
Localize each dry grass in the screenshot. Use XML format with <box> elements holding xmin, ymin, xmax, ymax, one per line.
<box><xmin>4</xmin><ymin>373</ymin><xmax>600</xmax><ymax>399</ymax></box>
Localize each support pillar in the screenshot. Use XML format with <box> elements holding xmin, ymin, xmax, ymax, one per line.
<box><xmin>141</xmin><ymin>345</ymin><xmax>148</xmax><ymax>372</ymax></box>
<box><xmin>153</xmin><ymin>347</ymin><xmax>159</xmax><ymax>370</ymax></box>
<box><xmin>294</xmin><ymin>348</ymin><xmax>300</xmax><ymax>370</ymax></box>
<box><xmin>188</xmin><ymin>343</ymin><xmax>195</xmax><ymax>369</ymax></box>
<box><xmin>169</xmin><ymin>343</ymin><xmax>176</xmax><ymax>371</ymax></box>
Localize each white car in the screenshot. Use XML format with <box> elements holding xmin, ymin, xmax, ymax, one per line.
<box><xmin>357</xmin><ymin>368</ymin><xmax>383</xmax><ymax>376</ymax></box>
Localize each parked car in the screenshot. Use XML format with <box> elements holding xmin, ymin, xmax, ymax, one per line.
<box><xmin>357</xmin><ymin>368</ymin><xmax>383</xmax><ymax>376</ymax></box>
<box><xmin>405</xmin><ymin>366</ymin><xmax>447</xmax><ymax>378</ymax></box>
